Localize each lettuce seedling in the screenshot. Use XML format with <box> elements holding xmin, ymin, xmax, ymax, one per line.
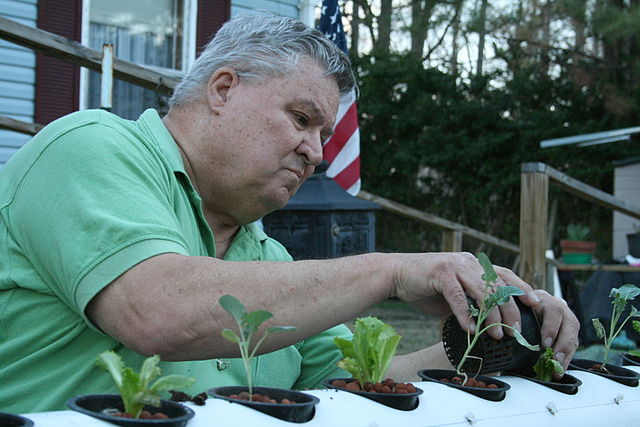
<box><xmin>455</xmin><ymin>252</ymin><xmax>540</xmax><ymax>379</ymax></box>
<box><xmin>592</xmin><ymin>284</ymin><xmax>640</xmax><ymax>369</ymax></box>
<box><xmin>96</xmin><ymin>351</ymin><xmax>194</xmax><ymax>418</ymax></box>
<box><xmin>219</xmin><ymin>295</ymin><xmax>296</xmax><ymax>399</ymax></box>
<box><xmin>334</xmin><ymin>316</ymin><xmax>401</xmax><ymax>387</ymax></box>
<box><xmin>533</xmin><ymin>347</ymin><xmax>564</xmax><ymax>382</ymax></box>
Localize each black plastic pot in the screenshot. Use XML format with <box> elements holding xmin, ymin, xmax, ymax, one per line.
<box><xmin>0</xmin><ymin>412</ymin><xmax>34</xmax><ymax>427</ymax></box>
<box><xmin>569</xmin><ymin>358</ymin><xmax>640</xmax><ymax>387</ymax></box>
<box><xmin>442</xmin><ymin>298</ymin><xmax>541</xmax><ymax>375</ymax></box>
<box><xmin>66</xmin><ymin>394</ymin><xmax>195</xmax><ymax>427</ymax></box>
<box><xmin>505</xmin><ymin>370</ymin><xmax>582</xmax><ymax>395</ymax></box>
<box><xmin>321</xmin><ymin>378</ymin><xmax>423</xmax><ymax>411</ymax></box>
<box><xmin>417</xmin><ymin>369</ymin><xmax>510</xmax><ymax>402</ymax></box>
<box><xmin>621</xmin><ymin>353</ymin><xmax>640</xmax><ymax>367</ymax></box>
<box><xmin>208</xmin><ymin>386</ymin><xmax>319</xmax><ymax>423</ymax></box>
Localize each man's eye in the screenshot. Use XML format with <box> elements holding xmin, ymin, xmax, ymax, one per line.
<box><xmin>295</xmin><ymin>113</ymin><xmax>309</xmax><ymax>126</ymax></box>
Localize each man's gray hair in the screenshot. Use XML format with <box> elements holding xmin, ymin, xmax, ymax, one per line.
<box><xmin>169</xmin><ymin>13</ymin><xmax>357</xmax><ymax>106</ymax></box>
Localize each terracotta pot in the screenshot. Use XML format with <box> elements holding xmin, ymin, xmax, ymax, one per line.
<box><xmin>322</xmin><ymin>378</ymin><xmax>423</xmax><ymax>411</ymax></box>
<box><xmin>0</xmin><ymin>412</ymin><xmax>34</xmax><ymax>427</ymax></box>
<box><xmin>66</xmin><ymin>394</ymin><xmax>194</xmax><ymax>427</ymax></box>
<box><xmin>569</xmin><ymin>358</ymin><xmax>640</xmax><ymax>387</ymax></box>
<box><xmin>208</xmin><ymin>386</ymin><xmax>319</xmax><ymax>423</ymax></box>
<box><xmin>417</xmin><ymin>369</ymin><xmax>510</xmax><ymax>402</ymax></box>
<box><xmin>560</xmin><ymin>239</ymin><xmax>596</xmax><ymax>264</ymax></box>
<box><xmin>442</xmin><ymin>298</ymin><xmax>541</xmax><ymax>374</ymax></box>
<box><xmin>506</xmin><ymin>370</ymin><xmax>582</xmax><ymax>395</ymax></box>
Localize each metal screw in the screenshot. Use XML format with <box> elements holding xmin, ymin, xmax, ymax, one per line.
<box><xmin>465</xmin><ymin>412</ymin><xmax>477</xmax><ymax>425</ymax></box>
<box><xmin>614</xmin><ymin>394</ymin><xmax>624</xmax><ymax>405</ymax></box>
<box><xmin>546</xmin><ymin>402</ymin><xmax>558</xmax><ymax>415</ymax></box>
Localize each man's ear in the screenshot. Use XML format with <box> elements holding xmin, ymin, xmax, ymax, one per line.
<box><xmin>206</xmin><ymin>67</ymin><xmax>239</xmax><ymax>112</ymax></box>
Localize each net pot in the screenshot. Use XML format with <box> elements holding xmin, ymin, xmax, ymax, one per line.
<box><xmin>208</xmin><ymin>386</ymin><xmax>319</xmax><ymax>423</ymax></box>
<box><xmin>505</xmin><ymin>369</ymin><xmax>582</xmax><ymax>395</ymax></box>
<box><xmin>0</xmin><ymin>412</ymin><xmax>34</xmax><ymax>427</ymax></box>
<box><xmin>442</xmin><ymin>298</ymin><xmax>541</xmax><ymax>375</ymax></box>
<box><xmin>66</xmin><ymin>394</ymin><xmax>195</xmax><ymax>427</ymax></box>
<box><xmin>417</xmin><ymin>369</ymin><xmax>510</xmax><ymax>402</ymax></box>
<box><xmin>321</xmin><ymin>378</ymin><xmax>423</xmax><ymax>411</ymax></box>
<box><xmin>569</xmin><ymin>358</ymin><xmax>640</xmax><ymax>387</ymax></box>
<box><xmin>621</xmin><ymin>353</ymin><xmax>640</xmax><ymax>367</ymax></box>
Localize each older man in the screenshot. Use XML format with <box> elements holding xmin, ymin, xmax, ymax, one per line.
<box><xmin>0</xmin><ymin>13</ymin><xmax>579</xmax><ymax>413</ymax></box>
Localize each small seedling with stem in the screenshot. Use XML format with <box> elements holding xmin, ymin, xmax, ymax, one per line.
<box><xmin>219</xmin><ymin>294</ymin><xmax>296</xmax><ymax>400</ymax></box>
<box><xmin>455</xmin><ymin>252</ymin><xmax>540</xmax><ymax>383</ymax></box>
<box><xmin>592</xmin><ymin>284</ymin><xmax>640</xmax><ymax>370</ymax></box>
<box><xmin>533</xmin><ymin>347</ymin><xmax>564</xmax><ymax>382</ymax></box>
<box><xmin>96</xmin><ymin>351</ymin><xmax>194</xmax><ymax>418</ymax></box>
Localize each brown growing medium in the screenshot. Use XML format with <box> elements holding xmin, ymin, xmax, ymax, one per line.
<box><xmin>331</xmin><ymin>378</ymin><xmax>418</xmax><ymax>394</ymax></box>
<box><xmin>169</xmin><ymin>390</ymin><xmax>208</xmax><ymax>406</ymax></box>
<box><xmin>439</xmin><ymin>376</ymin><xmax>498</xmax><ymax>389</ymax></box>
<box><xmin>110</xmin><ymin>410</ymin><xmax>169</xmax><ymax>419</ymax></box>
<box><xmin>228</xmin><ymin>391</ymin><xmax>297</xmax><ymax>404</ymax></box>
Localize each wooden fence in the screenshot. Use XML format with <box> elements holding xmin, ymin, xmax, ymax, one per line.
<box><xmin>2</xmin><ymin>16</ymin><xmax>639</xmax><ymax>294</ymax></box>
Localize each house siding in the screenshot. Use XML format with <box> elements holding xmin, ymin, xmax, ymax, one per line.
<box><xmin>231</xmin><ymin>0</ymin><xmax>299</xmax><ymax>18</ymax></box>
<box><xmin>613</xmin><ymin>160</ymin><xmax>640</xmax><ymax>258</ymax></box>
<box><xmin>0</xmin><ymin>0</ymin><xmax>37</xmax><ymax>169</ymax></box>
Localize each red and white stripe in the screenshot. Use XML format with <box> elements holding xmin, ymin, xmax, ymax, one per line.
<box><xmin>323</xmin><ymin>94</ymin><xmax>361</xmax><ymax>195</ymax></box>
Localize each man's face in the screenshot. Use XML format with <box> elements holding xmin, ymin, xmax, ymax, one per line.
<box><xmin>196</xmin><ymin>58</ymin><xmax>340</xmax><ymax>225</ymax></box>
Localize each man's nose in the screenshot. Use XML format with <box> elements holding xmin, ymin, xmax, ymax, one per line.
<box><xmin>297</xmin><ymin>131</ymin><xmax>324</xmax><ymax>166</ymax></box>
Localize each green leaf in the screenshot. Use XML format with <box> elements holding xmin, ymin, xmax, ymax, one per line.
<box><xmin>469</xmin><ymin>304</ymin><xmax>480</xmax><ymax>318</ymax></box>
<box><xmin>222</xmin><ymin>329</ymin><xmax>240</xmax><ymax>343</ymax></box>
<box><xmin>245</xmin><ymin>310</ymin><xmax>273</xmax><ymax>329</ymax></box>
<box><xmin>219</xmin><ymin>295</ymin><xmax>245</xmax><ymax>322</ymax></box>
<box><xmin>478</xmin><ymin>252</ymin><xmax>497</xmax><ymax>283</ymax></box>
<box><xmin>634</xmin><ymin>320</ymin><xmax>640</xmax><ymax>334</ymax></box>
<box><xmin>610</xmin><ymin>284</ymin><xmax>640</xmax><ymax>301</ymax></box>
<box><xmin>96</xmin><ymin>351</ymin><xmax>125</xmax><ymax>389</ymax></box>
<box><xmin>150</xmin><ymin>375</ymin><xmax>195</xmax><ymax>393</ymax></box>
<box><xmin>487</xmin><ymin>285</ymin><xmax>525</xmax><ymax>307</ymax></box>
<box><xmin>139</xmin><ymin>355</ymin><xmax>161</xmax><ymax>390</ymax></box>
<box><xmin>592</xmin><ymin>318</ymin><xmax>606</xmax><ymax>339</ymax></box>
<box><xmin>512</xmin><ymin>329</ymin><xmax>540</xmax><ymax>351</ymax></box>
<box><xmin>533</xmin><ymin>348</ymin><xmax>563</xmax><ymax>382</ymax></box>
<box><xmin>266</xmin><ymin>326</ymin><xmax>296</xmax><ymax>334</ymax></box>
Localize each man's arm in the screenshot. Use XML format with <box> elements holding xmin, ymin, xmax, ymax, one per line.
<box><xmin>87</xmin><ymin>251</ymin><xmax>578</xmax><ymax>368</ymax></box>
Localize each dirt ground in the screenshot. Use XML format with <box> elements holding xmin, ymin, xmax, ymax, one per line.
<box><xmin>344</xmin><ymin>299</ymin><xmax>444</xmax><ymax>355</ymax></box>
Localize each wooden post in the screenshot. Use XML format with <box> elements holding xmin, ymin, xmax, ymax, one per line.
<box><xmin>520</xmin><ymin>163</ymin><xmax>550</xmax><ymax>292</ymax></box>
<box><xmin>441</xmin><ymin>230</ymin><xmax>463</xmax><ymax>252</ymax></box>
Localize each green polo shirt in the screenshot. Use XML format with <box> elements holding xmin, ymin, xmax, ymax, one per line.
<box><xmin>0</xmin><ymin>109</ymin><xmax>351</xmax><ymax>413</ymax></box>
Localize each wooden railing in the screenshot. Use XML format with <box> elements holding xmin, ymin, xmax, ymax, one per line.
<box><xmin>519</xmin><ymin>162</ymin><xmax>640</xmax><ymax>292</ymax></box>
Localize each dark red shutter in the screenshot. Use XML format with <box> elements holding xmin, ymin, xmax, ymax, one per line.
<box><xmin>196</xmin><ymin>0</ymin><xmax>230</xmax><ymax>56</ymax></box>
<box><xmin>35</xmin><ymin>0</ymin><xmax>82</xmax><ymax>125</ymax></box>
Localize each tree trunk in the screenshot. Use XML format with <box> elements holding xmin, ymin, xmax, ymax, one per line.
<box><xmin>475</xmin><ymin>0</ymin><xmax>488</xmax><ymax>78</ymax></box>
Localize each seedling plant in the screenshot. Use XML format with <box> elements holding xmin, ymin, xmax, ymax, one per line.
<box><xmin>592</xmin><ymin>283</ymin><xmax>640</xmax><ymax>370</ymax></box>
<box><xmin>333</xmin><ymin>316</ymin><xmax>401</xmax><ymax>387</ymax></box>
<box><xmin>455</xmin><ymin>252</ymin><xmax>540</xmax><ymax>383</ymax></box>
<box><xmin>96</xmin><ymin>351</ymin><xmax>194</xmax><ymax>418</ymax></box>
<box><xmin>219</xmin><ymin>294</ymin><xmax>296</xmax><ymax>400</ymax></box>
<box><xmin>533</xmin><ymin>347</ymin><xmax>564</xmax><ymax>382</ymax></box>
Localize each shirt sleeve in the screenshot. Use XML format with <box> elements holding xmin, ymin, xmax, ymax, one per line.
<box><xmin>292</xmin><ymin>324</ymin><xmax>353</xmax><ymax>390</ymax></box>
<box><xmin>8</xmin><ymin>119</ymin><xmax>190</xmax><ymax>328</ymax></box>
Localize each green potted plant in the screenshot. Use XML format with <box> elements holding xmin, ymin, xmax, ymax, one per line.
<box><xmin>570</xmin><ymin>284</ymin><xmax>640</xmax><ymax>386</ymax></box>
<box><xmin>324</xmin><ymin>316</ymin><xmax>423</xmax><ymax>411</ymax></box>
<box><xmin>208</xmin><ymin>295</ymin><xmax>320</xmax><ymax>423</ymax></box>
<box><xmin>418</xmin><ymin>252</ymin><xmax>540</xmax><ymax>401</ymax></box>
<box><xmin>560</xmin><ymin>223</ymin><xmax>597</xmax><ymax>264</ymax></box>
<box><xmin>66</xmin><ymin>352</ymin><xmax>196</xmax><ymax>426</ymax></box>
<box><xmin>508</xmin><ymin>347</ymin><xmax>582</xmax><ymax>395</ymax></box>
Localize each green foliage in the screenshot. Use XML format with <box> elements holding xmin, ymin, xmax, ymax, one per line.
<box><xmin>219</xmin><ymin>295</ymin><xmax>295</xmax><ymax>398</ymax></box>
<box><xmin>566</xmin><ymin>224</ymin><xmax>590</xmax><ymax>241</ymax></box>
<box><xmin>592</xmin><ymin>284</ymin><xmax>640</xmax><ymax>367</ymax></box>
<box><xmin>533</xmin><ymin>347</ymin><xmax>564</xmax><ymax>382</ymax></box>
<box><xmin>455</xmin><ymin>253</ymin><xmax>540</xmax><ymax>376</ymax></box>
<box><xmin>334</xmin><ymin>317</ymin><xmax>401</xmax><ymax>386</ymax></box>
<box><xmin>96</xmin><ymin>351</ymin><xmax>194</xmax><ymax>418</ymax></box>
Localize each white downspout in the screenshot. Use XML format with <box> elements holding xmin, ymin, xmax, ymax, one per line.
<box><xmin>299</xmin><ymin>0</ymin><xmax>320</xmax><ymax>27</ymax></box>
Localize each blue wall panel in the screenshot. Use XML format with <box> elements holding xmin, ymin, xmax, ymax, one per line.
<box><xmin>0</xmin><ymin>0</ymin><xmax>37</xmax><ymax>169</ymax></box>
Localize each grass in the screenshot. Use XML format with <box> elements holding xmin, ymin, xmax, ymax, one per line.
<box><xmin>344</xmin><ymin>299</ymin><xmax>443</xmax><ymax>355</ymax></box>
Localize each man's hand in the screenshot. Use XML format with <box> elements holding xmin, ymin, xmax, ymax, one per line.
<box><xmin>389</xmin><ymin>252</ymin><xmax>579</xmax><ymax>371</ymax></box>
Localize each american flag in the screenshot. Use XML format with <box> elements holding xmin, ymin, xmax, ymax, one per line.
<box><xmin>318</xmin><ymin>0</ymin><xmax>361</xmax><ymax>196</ymax></box>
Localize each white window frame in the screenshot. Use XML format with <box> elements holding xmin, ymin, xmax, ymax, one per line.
<box><xmin>79</xmin><ymin>0</ymin><xmax>197</xmax><ymax>110</ymax></box>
